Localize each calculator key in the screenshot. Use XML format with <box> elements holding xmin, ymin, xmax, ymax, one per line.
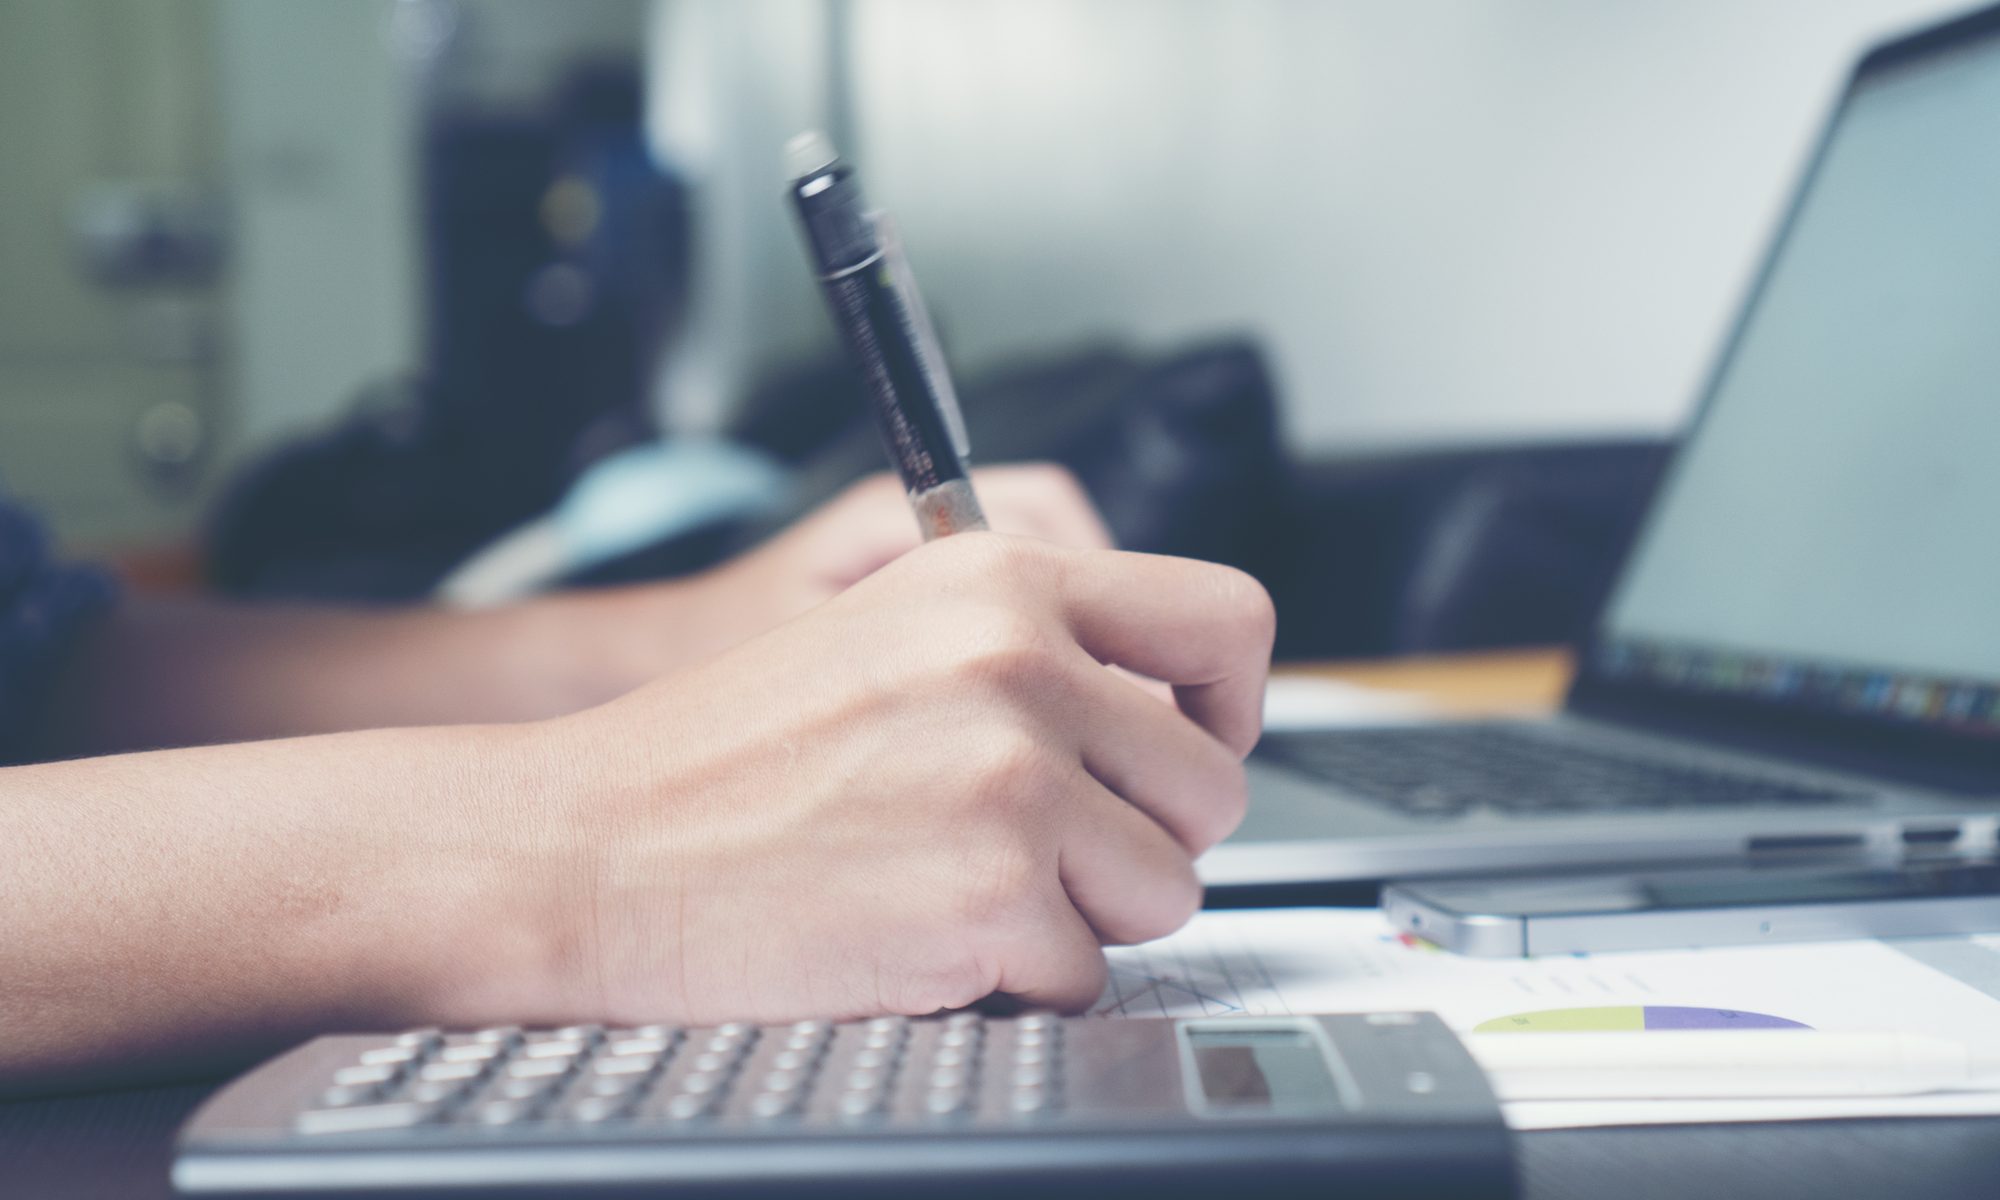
<box><xmin>549</xmin><ymin>1024</ymin><xmax>605</xmax><ymax>1043</ymax></box>
<box><xmin>1012</xmin><ymin>1046</ymin><xmax>1048</xmax><ymax>1067</ymax></box>
<box><xmin>931</xmin><ymin>1045</ymin><xmax>971</xmax><ymax>1069</ymax></box>
<box><xmin>394</xmin><ymin>1028</ymin><xmax>444</xmax><ymax>1052</ymax></box>
<box><xmin>1009</xmin><ymin>1085</ymin><xmax>1056</xmax><ymax>1115</ymax></box>
<box><xmin>296</xmin><ymin>1101</ymin><xmax>436</xmax><ymax>1135</ymax></box>
<box><xmin>418</xmin><ymin>1060</ymin><xmax>487</xmax><ymax>1084</ymax></box>
<box><xmin>691</xmin><ymin>1050</ymin><xmax>741</xmax><ymax>1074</ymax></box>
<box><xmin>923</xmin><ymin>1088</ymin><xmax>971</xmax><ymax>1117</ymax></box>
<box><xmin>473</xmin><ymin>1098</ymin><xmax>534</xmax><ymax>1126</ymax></box>
<box><xmin>770</xmin><ymin>1048</ymin><xmax>817</xmax><ymax>1073</ymax></box>
<box><xmin>749</xmin><ymin>1091</ymin><xmax>802</xmax><ymax>1120</ymax></box>
<box><xmin>505</xmin><ymin>1058</ymin><xmax>571</xmax><ymax>1081</ymax></box>
<box><xmin>358</xmin><ymin>1045</ymin><xmax>422</xmax><ymax>1068</ymax></box>
<box><xmin>836</xmin><ymin>1091</ymin><xmax>886</xmax><ymax>1120</ymax></box>
<box><xmin>665</xmin><ymin>1092</ymin><xmax>715</xmax><ymax>1122</ymax></box>
<box><xmin>592</xmin><ymin>1054</ymin><xmax>658</xmax><ymax>1076</ymax></box>
<box><xmin>937</xmin><ymin>1028</ymin><xmax>981</xmax><ymax>1050</ymax></box>
<box><xmin>496</xmin><ymin>1076</ymin><xmax>558</xmax><ymax>1102</ymax></box>
<box><xmin>407</xmin><ymin>1079</ymin><xmax>471</xmax><ymax>1106</ymax></box>
<box><xmin>844</xmin><ymin>1067</ymin><xmax>888</xmax><ymax>1092</ymax></box>
<box><xmin>437</xmin><ymin>1043</ymin><xmax>503</xmax><ymax>1065</ymax></box>
<box><xmin>850</xmin><ymin>1047</ymin><xmax>896</xmax><ymax>1071</ymax></box>
<box><xmin>615</xmin><ymin>1023</ymin><xmax>677</xmax><ymax>1038</ymax></box>
<box><xmin>1014</xmin><ymin>1014</ymin><xmax>1054</xmax><ymax>1032</ymax></box>
<box><xmin>677</xmin><ymin>1070</ymin><xmax>726</xmax><ymax>1095</ymax></box>
<box><xmin>606</xmin><ymin>1035</ymin><xmax>674</xmax><ymax>1058</ymax></box>
<box><xmin>472</xmin><ymin>1026</ymin><xmax>523</xmax><ymax>1046</ymax></box>
<box><xmin>943</xmin><ymin>1012</ymin><xmax>984</xmax><ymax>1031</ymax></box>
<box><xmin>1011</xmin><ymin>1064</ymin><xmax>1050</xmax><ymax>1088</ymax></box>
<box><xmin>715</xmin><ymin>1022</ymin><xmax>755</xmax><ymax>1039</ymax></box>
<box><xmin>317</xmin><ymin>1084</ymin><xmax>378</xmax><ymax>1109</ymax></box>
<box><xmin>586</xmin><ymin>1075</ymin><xmax>647</xmax><ymax>1099</ymax></box>
<box><xmin>789</xmin><ymin>1020</ymin><xmax>832</xmax><ymax>1038</ymax></box>
<box><xmin>331</xmin><ymin>1063</ymin><xmax>400</xmax><ymax>1089</ymax></box>
<box><xmin>564</xmin><ymin>1095</ymin><xmax>630</xmax><ymax>1124</ymax></box>
<box><xmin>928</xmin><ymin>1066</ymin><xmax>968</xmax><ymax>1090</ymax></box>
<box><xmin>521</xmin><ymin>1039</ymin><xmax>586</xmax><ymax>1061</ymax></box>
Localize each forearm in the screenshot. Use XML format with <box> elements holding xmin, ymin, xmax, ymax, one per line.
<box><xmin>0</xmin><ymin>722</ymin><xmax>573</xmax><ymax>1096</ymax></box>
<box><xmin>36</xmin><ymin>588</ymin><xmax>689</xmax><ymax>756</ymax></box>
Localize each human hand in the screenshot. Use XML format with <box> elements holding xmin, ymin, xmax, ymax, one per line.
<box><xmin>496</xmin><ymin>533</ymin><xmax>1273</xmax><ymax>1026</ymax></box>
<box><xmin>558</xmin><ymin>463</ymin><xmax>1117</xmax><ymax>695</ymax></box>
<box><xmin>701</xmin><ymin>461</ymin><xmax>1114</xmax><ymax>634</ymax></box>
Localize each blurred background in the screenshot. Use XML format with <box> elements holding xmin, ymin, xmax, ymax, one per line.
<box><xmin>0</xmin><ymin>0</ymin><xmax>1976</xmax><ymax>659</ymax></box>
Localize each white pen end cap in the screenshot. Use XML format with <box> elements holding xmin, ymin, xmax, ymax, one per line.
<box><xmin>785</xmin><ymin>130</ymin><xmax>839</xmax><ymax>181</ymax></box>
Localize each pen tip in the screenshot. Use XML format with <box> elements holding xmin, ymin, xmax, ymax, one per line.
<box><xmin>785</xmin><ymin>130</ymin><xmax>839</xmax><ymax>180</ymax></box>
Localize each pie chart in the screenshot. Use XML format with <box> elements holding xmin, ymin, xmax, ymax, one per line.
<box><xmin>1473</xmin><ymin>1006</ymin><xmax>1811</xmax><ymax>1033</ymax></box>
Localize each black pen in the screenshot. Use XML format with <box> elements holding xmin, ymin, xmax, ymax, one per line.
<box><xmin>785</xmin><ymin>131</ymin><xmax>988</xmax><ymax>539</ymax></box>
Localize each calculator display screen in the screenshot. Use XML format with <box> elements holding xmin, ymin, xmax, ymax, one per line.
<box><xmin>1187</xmin><ymin>1027</ymin><xmax>1343</xmax><ymax>1113</ymax></box>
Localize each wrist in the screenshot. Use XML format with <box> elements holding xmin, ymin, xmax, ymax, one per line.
<box><xmin>350</xmin><ymin>719</ymin><xmax>603</xmax><ymax>1027</ymax></box>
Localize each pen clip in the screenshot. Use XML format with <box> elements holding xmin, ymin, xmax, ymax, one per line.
<box><xmin>868</xmin><ymin>211</ymin><xmax>972</xmax><ymax>461</ymax></box>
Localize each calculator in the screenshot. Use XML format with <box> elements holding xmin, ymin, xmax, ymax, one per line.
<box><xmin>173</xmin><ymin>1011</ymin><xmax>1513</xmax><ymax>1198</ymax></box>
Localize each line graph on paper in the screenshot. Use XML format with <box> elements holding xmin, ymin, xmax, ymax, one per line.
<box><xmin>1093</xmin><ymin>919</ymin><xmax>1295</xmax><ymax>1019</ymax></box>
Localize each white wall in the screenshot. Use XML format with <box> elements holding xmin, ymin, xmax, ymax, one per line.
<box><xmin>821</xmin><ymin>0</ymin><xmax>1976</xmax><ymax>453</ymax></box>
<box><xmin>214</xmin><ymin>0</ymin><xmax>422</xmax><ymax>447</ymax></box>
<box><xmin>646</xmin><ymin>0</ymin><xmax>839</xmax><ymax>433</ymax></box>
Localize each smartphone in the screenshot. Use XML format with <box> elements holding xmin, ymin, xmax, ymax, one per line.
<box><xmin>1381</xmin><ymin>859</ymin><xmax>2000</xmax><ymax>957</ymax></box>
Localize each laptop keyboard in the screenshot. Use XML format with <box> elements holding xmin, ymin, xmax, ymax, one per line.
<box><xmin>1255</xmin><ymin>725</ymin><xmax>1871</xmax><ymax>819</ymax></box>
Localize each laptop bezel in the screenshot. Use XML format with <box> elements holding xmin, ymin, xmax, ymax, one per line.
<box><xmin>1561</xmin><ymin>2</ymin><xmax>2000</xmax><ymax>796</ymax></box>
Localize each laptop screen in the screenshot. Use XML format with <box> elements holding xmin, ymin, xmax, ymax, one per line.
<box><xmin>1589</xmin><ymin>25</ymin><xmax>2000</xmax><ymax>747</ymax></box>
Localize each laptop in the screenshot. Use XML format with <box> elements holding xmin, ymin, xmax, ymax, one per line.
<box><xmin>1203</xmin><ymin>5</ymin><xmax>2000</xmax><ymax>887</ymax></box>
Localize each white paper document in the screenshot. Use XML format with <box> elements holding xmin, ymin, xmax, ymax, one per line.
<box><xmin>1099</xmin><ymin>907</ymin><xmax>2000</xmax><ymax>1130</ymax></box>
<box><xmin>1260</xmin><ymin>676</ymin><xmax>1435</xmax><ymax>731</ymax></box>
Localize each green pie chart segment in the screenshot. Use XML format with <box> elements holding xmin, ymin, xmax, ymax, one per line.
<box><xmin>1473</xmin><ymin>1006</ymin><xmax>1811</xmax><ymax>1033</ymax></box>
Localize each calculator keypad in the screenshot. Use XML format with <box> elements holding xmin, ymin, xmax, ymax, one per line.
<box><xmin>295</xmin><ymin>1014</ymin><xmax>1064</xmax><ymax>1134</ymax></box>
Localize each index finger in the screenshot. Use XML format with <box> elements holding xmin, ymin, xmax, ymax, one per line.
<box><xmin>1055</xmin><ymin>549</ymin><xmax>1275</xmax><ymax>756</ymax></box>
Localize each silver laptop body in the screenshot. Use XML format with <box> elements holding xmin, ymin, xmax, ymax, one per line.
<box><xmin>1206</xmin><ymin>11</ymin><xmax>2000</xmax><ymax>887</ymax></box>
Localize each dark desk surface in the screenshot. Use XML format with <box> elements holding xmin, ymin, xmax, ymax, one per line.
<box><xmin>16</xmin><ymin>651</ymin><xmax>1999</xmax><ymax>1196</ymax></box>
<box><xmin>8</xmin><ymin>1074</ymin><xmax>2000</xmax><ymax>1200</ymax></box>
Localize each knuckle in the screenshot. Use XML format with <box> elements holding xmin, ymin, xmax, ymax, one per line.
<box><xmin>955</xmin><ymin>609</ymin><xmax>1067</xmax><ymax>701</ymax></box>
<box><xmin>968</xmin><ymin>731</ymin><xmax>1063</xmax><ymax>821</ymax></box>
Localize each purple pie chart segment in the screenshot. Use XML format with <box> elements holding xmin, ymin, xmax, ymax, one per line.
<box><xmin>1642</xmin><ymin>1005</ymin><xmax>1810</xmax><ymax>1030</ymax></box>
<box><xmin>1473</xmin><ymin>1005</ymin><xmax>1813</xmax><ymax>1033</ymax></box>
